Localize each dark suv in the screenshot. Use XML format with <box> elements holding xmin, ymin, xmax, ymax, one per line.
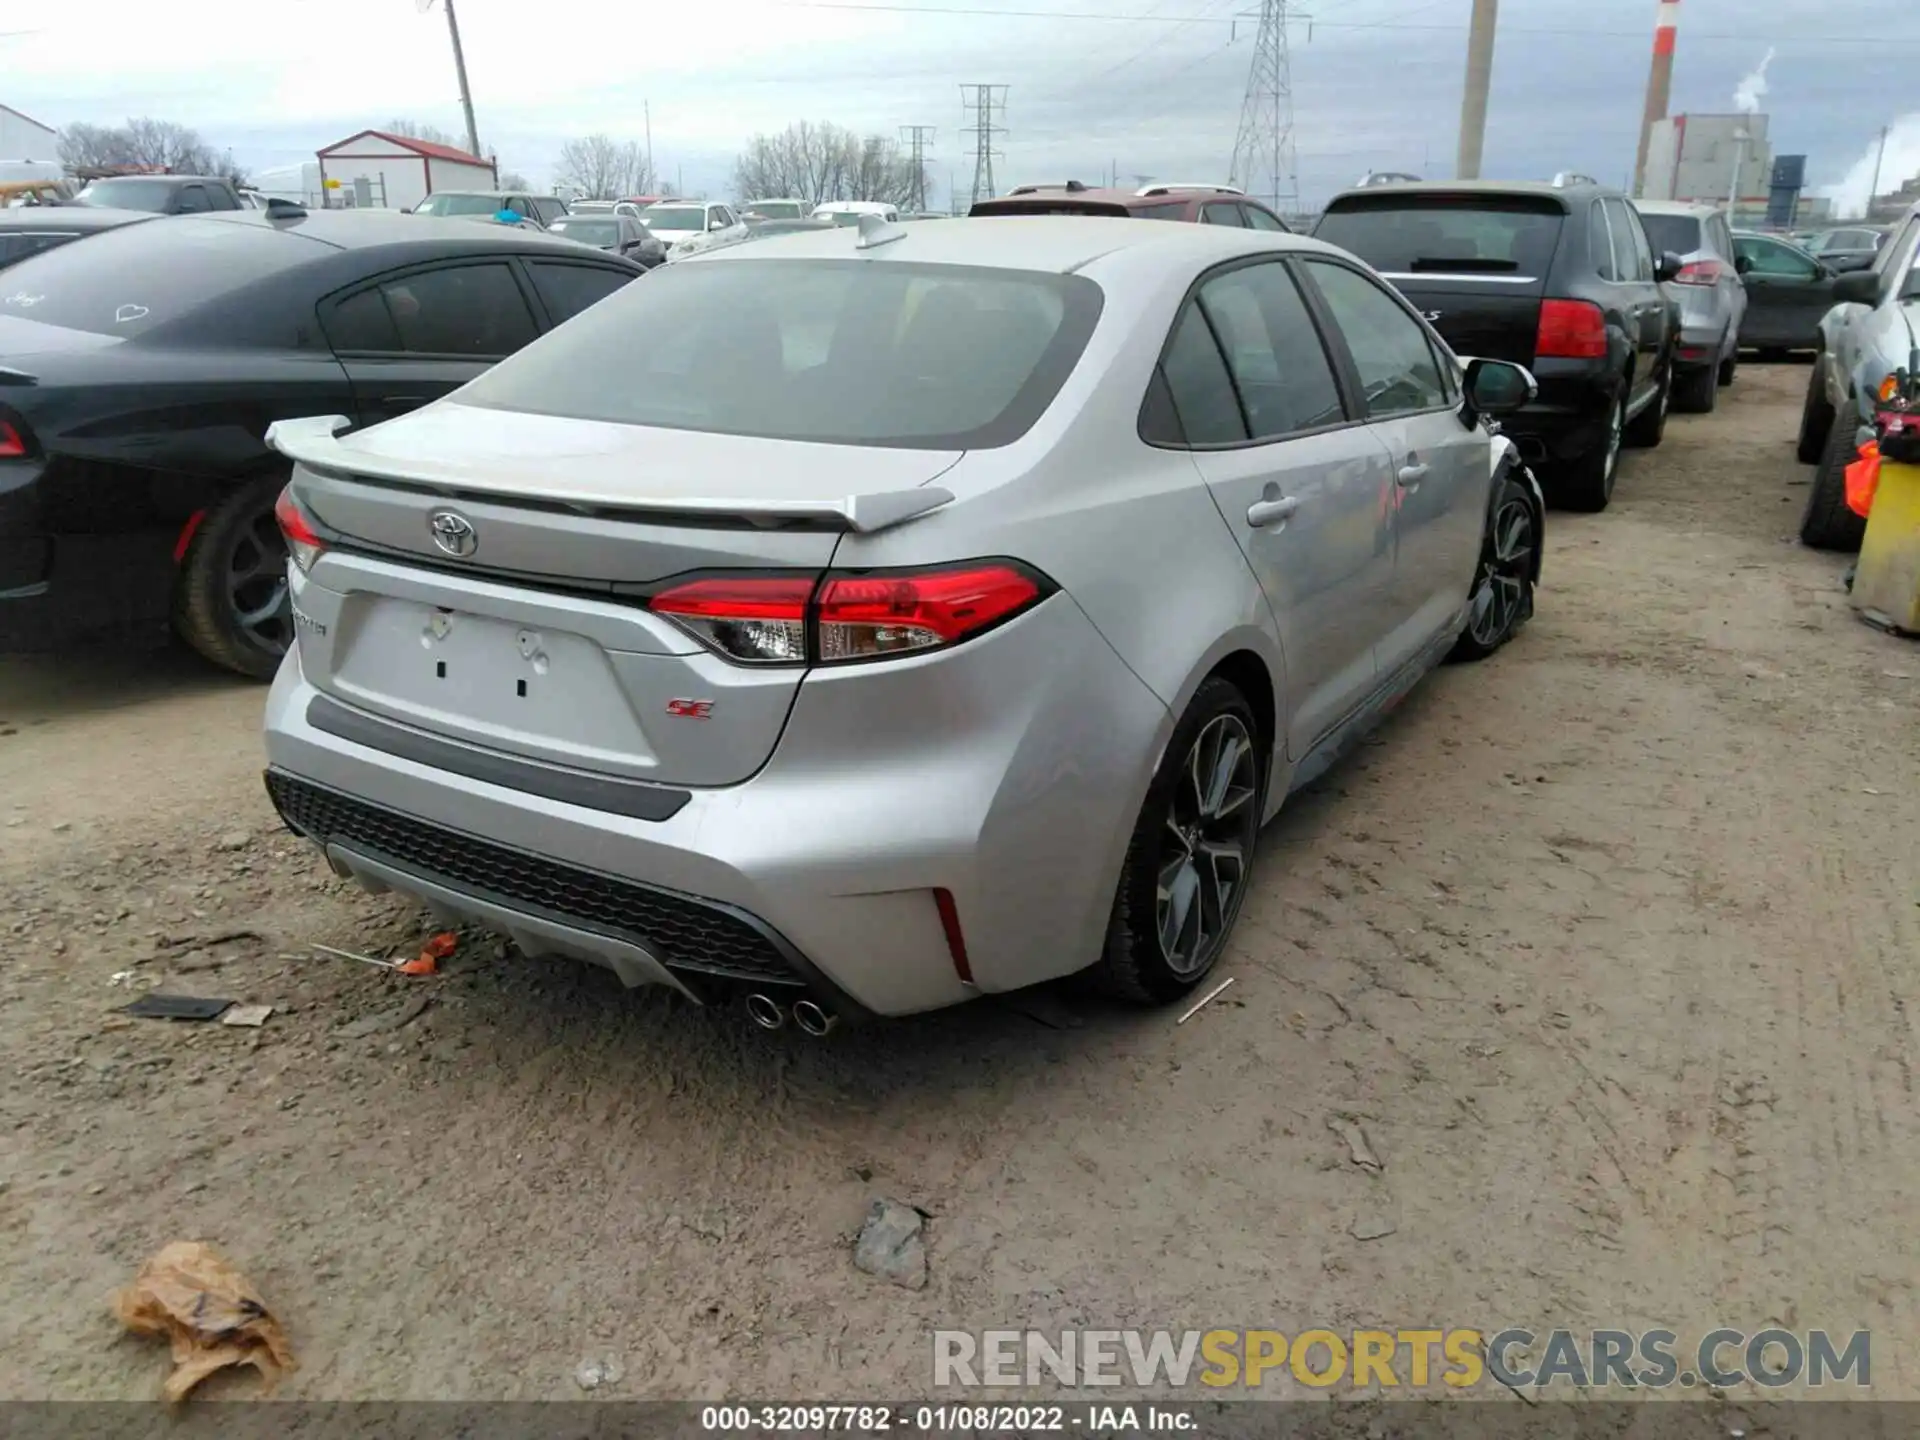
<box><xmin>969</xmin><ymin>181</ymin><xmax>1292</xmax><ymax>232</ymax></box>
<box><xmin>1315</xmin><ymin>179</ymin><xmax>1682</xmax><ymax>511</ymax></box>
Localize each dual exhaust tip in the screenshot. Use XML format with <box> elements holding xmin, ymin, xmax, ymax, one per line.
<box><xmin>745</xmin><ymin>992</ymin><xmax>837</xmax><ymax>1036</ymax></box>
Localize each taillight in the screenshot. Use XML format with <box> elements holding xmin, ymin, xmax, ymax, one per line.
<box><xmin>1535</xmin><ymin>298</ymin><xmax>1608</xmax><ymax>360</ymax></box>
<box><xmin>646</xmin><ymin>575</ymin><xmax>812</xmax><ymax>664</ymax></box>
<box><xmin>0</xmin><ymin>420</ymin><xmax>25</xmax><ymax>459</ymax></box>
<box><xmin>274</xmin><ymin>486</ymin><xmax>326</xmax><ymax>574</ymax></box>
<box><xmin>647</xmin><ymin>561</ymin><xmax>1051</xmax><ymax>666</ymax></box>
<box><xmin>1671</xmin><ymin>258</ymin><xmax>1724</xmax><ymax>286</ymax></box>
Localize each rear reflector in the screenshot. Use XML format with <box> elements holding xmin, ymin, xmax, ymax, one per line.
<box><xmin>1671</xmin><ymin>258</ymin><xmax>1725</xmax><ymax>286</ymax></box>
<box><xmin>1535</xmin><ymin>298</ymin><xmax>1608</xmax><ymax>360</ymax></box>
<box><xmin>274</xmin><ymin>486</ymin><xmax>326</xmax><ymax>574</ymax></box>
<box><xmin>0</xmin><ymin>421</ymin><xmax>24</xmax><ymax>459</ymax></box>
<box><xmin>648</xmin><ymin>561</ymin><xmax>1052</xmax><ymax>667</ymax></box>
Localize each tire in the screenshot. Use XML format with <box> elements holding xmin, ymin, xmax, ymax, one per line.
<box><xmin>1623</xmin><ymin>358</ymin><xmax>1669</xmax><ymax>449</ymax></box>
<box><xmin>173</xmin><ymin>472</ymin><xmax>295</xmax><ymax>680</ymax></box>
<box><xmin>1449</xmin><ymin>470</ymin><xmax>1540</xmax><ymax>663</ymax></box>
<box><xmin>1718</xmin><ymin>346</ymin><xmax>1738</xmax><ymax>387</ymax></box>
<box><xmin>1554</xmin><ymin>388</ymin><xmax>1625</xmax><ymax>513</ymax></box>
<box><xmin>1796</xmin><ymin>360</ymin><xmax>1835</xmax><ymax>463</ymax></box>
<box><xmin>1100</xmin><ymin>676</ymin><xmax>1263</xmax><ymax>1005</ymax></box>
<box><xmin>1799</xmin><ymin>415</ymin><xmax>1867</xmax><ymax>553</ymax></box>
<box><xmin>1672</xmin><ymin>359</ymin><xmax>1719</xmax><ymax>413</ymax></box>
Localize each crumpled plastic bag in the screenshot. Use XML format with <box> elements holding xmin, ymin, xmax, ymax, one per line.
<box><xmin>1846</xmin><ymin>440</ymin><xmax>1882</xmax><ymax>519</ymax></box>
<box><xmin>112</xmin><ymin>1241</ymin><xmax>295</xmax><ymax>1402</ymax></box>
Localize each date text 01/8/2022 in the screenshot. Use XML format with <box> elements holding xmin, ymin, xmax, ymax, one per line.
<box><xmin>699</xmin><ymin>1405</ymin><xmax>1199</xmax><ymax>1432</ymax></box>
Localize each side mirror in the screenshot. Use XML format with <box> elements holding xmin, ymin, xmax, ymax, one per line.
<box><xmin>1834</xmin><ymin>269</ymin><xmax>1881</xmax><ymax>305</ymax></box>
<box><xmin>1734</xmin><ymin>253</ymin><xmax>1754</xmax><ymax>276</ymax></box>
<box><xmin>1653</xmin><ymin>250</ymin><xmax>1683</xmax><ymax>284</ymax></box>
<box><xmin>1462</xmin><ymin>357</ymin><xmax>1537</xmax><ymax>419</ymax></box>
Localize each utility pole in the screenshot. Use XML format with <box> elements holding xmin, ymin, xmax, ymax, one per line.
<box><xmin>1455</xmin><ymin>0</ymin><xmax>1498</xmax><ymax>180</ymax></box>
<box><xmin>1229</xmin><ymin>0</ymin><xmax>1302</xmax><ymax>214</ymax></box>
<box><xmin>437</xmin><ymin>0</ymin><xmax>481</xmax><ymax>159</ymax></box>
<box><xmin>961</xmin><ymin>85</ymin><xmax>1007</xmax><ymax>206</ymax></box>
<box><xmin>1868</xmin><ymin>124</ymin><xmax>1891</xmax><ymax>220</ymax></box>
<box><xmin>900</xmin><ymin>125</ymin><xmax>936</xmax><ymax>213</ymax></box>
<box><xmin>1632</xmin><ymin>0</ymin><xmax>1680</xmax><ymax>197</ymax></box>
<box><xmin>645</xmin><ymin>100</ymin><xmax>654</xmax><ymax>193</ymax></box>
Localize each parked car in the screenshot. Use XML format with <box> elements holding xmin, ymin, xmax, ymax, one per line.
<box><xmin>970</xmin><ymin>181</ymin><xmax>1292</xmax><ymax>232</ymax></box>
<box><xmin>1731</xmin><ymin>230</ymin><xmax>1839</xmax><ymax>356</ymax></box>
<box><xmin>1632</xmin><ymin>200</ymin><xmax>1746</xmax><ymax>412</ymax></box>
<box><xmin>567</xmin><ymin>199</ymin><xmax>616</xmax><ymax>213</ymax></box>
<box><xmin>73</xmin><ymin>174</ymin><xmax>249</xmax><ymax>214</ymax></box>
<box><xmin>260</xmin><ymin>216</ymin><xmax>1544</xmax><ymax>1025</ymax></box>
<box><xmin>741</xmin><ymin>199</ymin><xmax>808</xmax><ymax>222</ymax></box>
<box><xmin>637</xmin><ymin>199</ymin><xmax>747</xmax><ymax>258</ymax></box>
<box><xmin>548</xmin><ymin>211</ymin><xmax>666</xmax><ymax>266</ymax></box>
<box><xmin>1806</xmin><ymin>226</ymin><xmax>1886</xmax><ymax>274</ymax></box>
<box><xmin>1314</xmin><ymin>178</ymin><xmax>1681</xmax><ymax>511</ymax></box>
<box><xmin>0</xmin><ymin>205</ymin><xmax>154</xmax><ymax>270</ymax></box>
<box><xmin>811</xmin><ymin>200</ymin><xmax>902</xmax><ymax>227</ymax></box>
<box><xmin>1793</xmin><ymin>202</ymin><xmax>1920</xmax><ymax>551</ymax></box>
<box><xmin>412</xmin><ymin>190</ymin><xmax>569</xmax><ymax>227</ymax></box>
<box><xmin>0</xmin><ymin>207</ymin><xmax>644</xmax><ymax>675</ymax></box>
<box><xmin>686</xmin><ymin>217</ymin><xmax>837</xmax><ymax>257</ymax></box>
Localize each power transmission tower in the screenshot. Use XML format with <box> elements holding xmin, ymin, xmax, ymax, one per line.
<box><xmin>900</xmin><ymin>125</ymin><xmax>936</xmax><ymax>213</ymax></box>
<box><xmin>1228</xmin><ymin>0</ymin><xmax>1302</xmax><ymax>216</ymax></box>
<box><xmin>961</xmin><ymin>85</ymin><xmax>1008</xmax><ymax>206</ymax></box>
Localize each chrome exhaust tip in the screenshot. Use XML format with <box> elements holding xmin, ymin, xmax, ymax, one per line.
<box><xmin>792</xmin><ymin>999</ymin><xmax>837</xmax><ymax>1037</ymax></box>
<box><xmin>744</xmin><ymin>993</ymin><xmax>786</xmax><ymax>1030</ymax></box>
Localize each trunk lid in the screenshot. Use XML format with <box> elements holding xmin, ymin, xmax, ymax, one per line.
<box><xmin>1314</xmin><ymin>191</ymin><xmax>1565</xmax><ymax>366</ymax></box>
<box><xmin>272</xmin><ymin>406</ymin><xmax>962</xmax><ymax>789</ymax></box>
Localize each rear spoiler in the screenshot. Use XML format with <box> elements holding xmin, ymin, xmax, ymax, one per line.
<box><xmin>264</xmin><ymin>415</ymin><xmax>954</xmax><ymax>533</ymax></box>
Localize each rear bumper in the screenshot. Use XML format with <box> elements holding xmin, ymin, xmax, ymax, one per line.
<box><xmin>0</xmin><ymin>459</ymin><xmax>175</xmax><ymax>648</ymax></box>
<box><xmin>262</xmin><ymin>593</ymin><xmax>1171</xmax><ymax>1018</ymax></box>
<box><xmin>1499</xmin><ymin>366</ymin><xmax>1616</xmax><ymax>464</ymax></box>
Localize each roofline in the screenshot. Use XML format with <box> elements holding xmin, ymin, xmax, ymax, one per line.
<box><xmin>0</xmin><ymin>102</ymin><xmax>57</xmax><ymax>135</ymax></box>
<box><xmin>318</xmin><ymin>127</ymin><xmax>492</xmax><ymax>167</ymax></box>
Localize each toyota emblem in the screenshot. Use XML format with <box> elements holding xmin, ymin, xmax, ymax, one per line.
<box><xmin>428</xmin><ymin>509</ymin><xmax>478</xmax><ymax>559</ymax></box>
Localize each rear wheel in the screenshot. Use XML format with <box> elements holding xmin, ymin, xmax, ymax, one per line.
<box><xmin>1555</xmin><ymin>388</ymin><xmax>1625</xmax><ymax>513</ymax></box>
<box><xmin>1623</xmin><ymin>358</ymin><xmax>1670</xmax><ymax>449</ymax></box>
<box><xmin>1673</xmin><ymin>356</ymin><xmax>1719</xmax><ymax>413</ymax></box>
<box><xmin>1799</xmin><ymin>414</ymin><xmax>1867</xmax><ymax>552</ymax></box>
<box><xmin>1100</xmin><ymin>677</ymin><xmax>1262</xmax><ymax>1004</ymax></box>
<box><xmin>173</xmin><ymin>473</ymin><xmax>294</xmax><ymax>680</ymax></box>
<box><xmin>1718</xmin><ymin>346</ymin><xmax>1738</xmax><ymax>387</ymax></box>
<box><xmin>1449</xmin><ymin>471</ymin><xmax>1539</xmax><ymax>663</ymax></box>
<box><xmin>1796</xmin><ymin>361</ymin><xmax>1836</xmax><ymax>463</ymax></box>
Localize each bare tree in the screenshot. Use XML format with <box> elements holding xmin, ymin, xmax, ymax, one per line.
<box><xmin>497</xmin><ymin>170</ymin><xmax>532</xmax><ymax>191</ymax></box>
<box><xmin>733</xmin><ymin>122</ymin><xmax>917</xmax><ymax>207</ymax></box>
<box><xmin>56</xmin><ymin>117</ymin><xmax>224</xmax><ymax>176</ymax></box>
<box><xmin>557</xmin><ymin>133</ymin><xmax>649</xmax><ymax>198</ymax></box>
<box><xmin>57</xmin><ymin>123</ymin><xmax>128</xmax><ymax>171</ymax></box>
<box><xmin>385</xmin><ymin>117</ymin><xmax>460</xmax><ymax>149</ymax></box>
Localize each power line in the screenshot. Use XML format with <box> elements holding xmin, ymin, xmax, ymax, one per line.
<box><xmin>1229</xmin><ymin>0</ymin><xmax>1300</xmax><ymax>214</ymax></box>
<box><xmin>961</xmin><ymin>83</ymin><xmax>1008</xmax><ymax>205</ymax></box>
<box><xmin>900</xmin><ymin>124</ymin><xmax>936</xmax><ymax>211</ymax></box>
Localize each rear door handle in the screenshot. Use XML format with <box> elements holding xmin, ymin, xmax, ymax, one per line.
<box><xmin>1396</xmin><ymin>462</ymin><xmax>1430</xmax><ymax>487</ymax></box>
<box><xmin>1246</xmin><ymin>496</ymin><xmax>1300</xmax><ymax>528</ymax></box>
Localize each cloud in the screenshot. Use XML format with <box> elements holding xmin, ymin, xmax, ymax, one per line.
<box><xmin>0</xmin><ymin>0</ymin><xmax>1907</xmax><ymax>206</ymax></box>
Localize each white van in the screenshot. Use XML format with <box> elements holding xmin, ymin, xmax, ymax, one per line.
<box><xmin>811</xmin><ymin>200</ymin><xmax>899</xmax><ymax>227</ymax></box>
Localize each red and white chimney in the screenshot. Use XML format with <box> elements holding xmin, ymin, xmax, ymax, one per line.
<box><xmin>1633</xmin><ymin>0</ymin><xmax>1681</xmax><ymax>197</ymax></box>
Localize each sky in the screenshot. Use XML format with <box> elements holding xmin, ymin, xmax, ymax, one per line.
<box><xmin>1</xmin><ymin>0</ymin><xmax>1910</xmax><ymax>212</ymax></box>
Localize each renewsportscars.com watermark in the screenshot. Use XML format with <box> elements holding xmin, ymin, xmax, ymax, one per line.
<box><xmin>932</xmin><ymin>1328</ymin><xmax>1872</xmax><ymax>1392</ymax></box>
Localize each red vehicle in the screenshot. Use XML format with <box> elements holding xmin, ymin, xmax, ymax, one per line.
<box><xmin>969</xmin><ymin>181</ymin><xmax>1292</xmax><ymax>232</ymax></box>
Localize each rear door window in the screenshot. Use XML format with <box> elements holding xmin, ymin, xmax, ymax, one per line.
<box><xmin>1590</xmin><ymin>202</ymin><xmax>1621</xmax><ymax>281</ymax></box>
<box><xmin>526</xmin><ymin>260</ymin><xmax>636</xmax><ymax>324</ymax></box>
<box><xmin>1636</xmin><ymin>211</ymin><xmax>1701</xmax><ymax>258</ymax></box>
<box><xmin>1298</xmin><ymin>259</ymin><xmax>1450</xmax><ymax>418</ymax></box>
<box><xmin>1155</xmin><ymin>303</ymin><xmax>1248</xmax><ymax>445</ymax></box>
<box><xmin>328</xmin><ymin>263</ymin><xmax>540</xmax><ymax>357</ymax></box>
<box><xmin>1195</xmin><ymin>261</ymin><xmax>1346</xmax><ymax>439</ymax></box>
<box><xmin>1202</xmin><ymin>202</ymin><xmax>1248</xmax><ymax>227</ymax></box>
<box><xmin>1610</xmin><ymin>200</ymin><xmax>1654</xmax><ymax>280</ymax></box>
<box><xmin>1315</xmin><ymin>194</ymin><xmax>1564</xmax><ymax>279</ymax></box>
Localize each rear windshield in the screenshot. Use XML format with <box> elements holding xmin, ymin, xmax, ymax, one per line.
<box><xmin>456</xmin><ymin>258</ymin><xmax>1104</xmax><ymax>449</ymax></box>
<box><xmin>0</xmin><ymin>218</ymin><xmax>306</xmax><ymax>336</ymax></box>
<box><xmin>748</xmin><ymin>201</ymin><xmax>805</xmax><ymax>220</ymax></box>
<box><xmin>1637</xmin><ymin>212</ymin><xmax>1703</xmax><ymax>256</ymax></box>
<box><xmin>970</xmin><ymin>199</ymin><xmax>1132</xmax><ymax>218</ymax></box>
<box><xmin>643</xmin><ymin>208</ymin><xmax>704</xmax><ymax>231</ymax></box>
<box><xmin>551</xmin><ymin>217</ymin><xmax>617</xmax><ymax>245</ymax></box>
<box><xmin>72</xmin><ymin>179</ymin><xmax>175</xmax><ymax>213</ymax></box>
<box><xmin>1315</xmin><ymin>195</ymin><xmax>1565</xmax><ymax>277</ymax></box>
<box><xmin>416</xmin><ymin>193</ymin><xmax>506</xmax><ymax>217</ymax></box>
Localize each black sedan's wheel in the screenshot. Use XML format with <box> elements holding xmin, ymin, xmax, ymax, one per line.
<box><xmin>1101</xmin><ymin>677</ymin><xmax>1262</xmax><ymax>1004</ymax></box>
<box><xmin>173</xmin><ymin>473</ymin><xmax>294</xmax><ymax>680</ymax></box>
<box><xmin>1449</xmin><ymin>472</ymin><xmax>1539</xmax><ymax>663</ymax></box>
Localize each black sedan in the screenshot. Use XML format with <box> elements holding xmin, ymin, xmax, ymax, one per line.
<box><xmin>0</xmin><ymin>207</ymin><xmax>644</xmax><ymax>676</ymax></box>
<box><xmin>0</xmin><ymin>205</ymin><xmax>155</xmax><ymax>270</ymax></box>
<box><xmin>547</xmin><ymin>211</ymin><xmax>665</xmax><ymax>267</ymax></box>
<box><xmin>1732</xmin><ymin>230</ymin><xmax>1840</xmax><ymax>356</ymax></box>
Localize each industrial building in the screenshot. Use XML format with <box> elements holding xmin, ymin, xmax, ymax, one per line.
<box><xmin>1640</xmin><ymin>112</ymin><xmax>1775</xmax><ymax>222</ymax></box>
<box><xmin>0</xmin><ymin>104</ymin><xmax>59</xmax><ymax>164</ymax></box>
<box><xmin>314</xmin><ymin>128</ymin><xmax>496</xmax><ymax>211</ymax></box>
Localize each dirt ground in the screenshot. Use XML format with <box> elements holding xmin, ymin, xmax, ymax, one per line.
<box><xmin>1</xmin><ymin>362</ymin><xmax>1915</xmax><ymax>1404</ymax></box>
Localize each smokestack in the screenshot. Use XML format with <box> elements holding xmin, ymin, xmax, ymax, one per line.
<box><xmin>1632</xmin><ymin>0</ymin><xmax>1680</xmax><ymax>197</ymax></box>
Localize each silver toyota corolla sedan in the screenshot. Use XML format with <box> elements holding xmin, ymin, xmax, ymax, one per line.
<box><xmin>262</xmin><ymin>216</ymin><xmax>1544</xmax><ymax>1027</ymax></box>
